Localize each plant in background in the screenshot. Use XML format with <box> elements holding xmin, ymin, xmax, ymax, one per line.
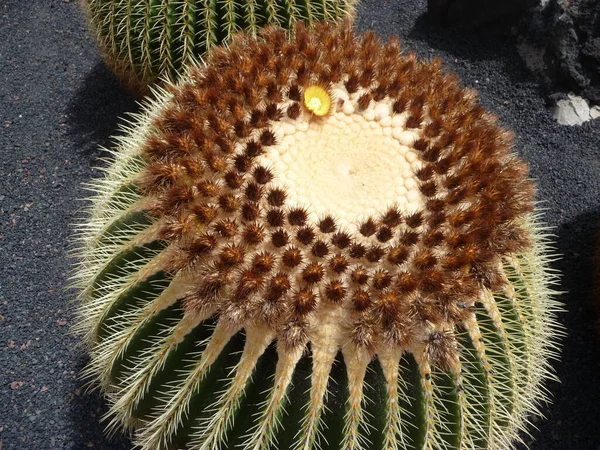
<box><xmin>82</xmin><ymin>0</ymin><xmax>356</xmax><ymax>94</ymax></box>
<box><xmin>73</xmin><ymin>21</ymin><xmax>562</xmax><ymax>450</ymax></box>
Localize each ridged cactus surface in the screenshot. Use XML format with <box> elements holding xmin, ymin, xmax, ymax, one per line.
<box><xmin>73</xmin><ymin>22</ymin><xmax>562</xmax><ymax>450</ymax></box>
<box><xmin>83</xmin><ymin>0</ymin><xmax>356</xmax><ymax>93</ymax></box>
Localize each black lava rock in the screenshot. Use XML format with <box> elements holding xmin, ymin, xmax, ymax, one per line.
<box><xmin>549</xmin><ymin>0</ymin><xmax>600</xmax><ymax>103</ymax></box>
<box><xmin>521</xmin><ymin>0</ymin><xmax>600</xmax><ymax>105</ymax></box>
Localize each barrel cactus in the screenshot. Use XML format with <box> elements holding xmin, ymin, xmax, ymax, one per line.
<box><xmin>82</xmin><ymin>0</ymin><xmax>356</xmax><ymax>94</ymax></box>
<box><xmin>73</xmin><ymin>22</ymin><xmax>562</xmax><ymax>450</ymax></box>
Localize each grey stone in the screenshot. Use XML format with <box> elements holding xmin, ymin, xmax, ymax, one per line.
<box><xmin>551</xmin><ymin>94</ymin><xmax>591</xmax><ymax>125</ymax></box>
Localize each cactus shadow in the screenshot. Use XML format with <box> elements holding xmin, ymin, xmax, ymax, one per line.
<box><xmin>406</xmin><ymin>12</ymin><xmax>537</xmax><ymax>85</ymax></box>
<box><xmin>66</xmin><ymin>62</ymin><xmax>139</xmax><ymax>159</ymax></box>
<box><xmin>69</xmin><ymin>353</ymin><xmax>133</xmax><ymax>450</ymax></box>
<box><xmin>521</xmin><ymin>209</ymin><xmax>600</xmax><ymax>449</ymax></box>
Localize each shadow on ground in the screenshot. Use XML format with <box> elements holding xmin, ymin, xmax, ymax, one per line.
<box><xmin>407</xmin><ymin>13</ymin><xmax>543</xmax><ymax>96</ymax></box>
<box><xmin>66</xmin><ymin>62</ymin><xmax>139</xmax><ymax>450</ymax></box>
<box><xmin>65</xmin><ymin>61</ymin><xmax>141</xmax><ymax>450</ymax></box>
<box><xmin>66</xmin><ymin>62</ymin><xmax>139</xmax><ymax>158</ymax></box>
<box><xmin>70</xmin><ymin>353</ymin><xmax>132</xmax><ymax>450</ymax></box>
<box><xmin>519</xmin><ymin>209</ymin><xmax>600</xmax><ymax>449</ymax></box>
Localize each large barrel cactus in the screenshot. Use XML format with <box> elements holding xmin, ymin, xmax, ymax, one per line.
<box><xmin>83</xmin><ymin>0</ymin><xmax>356</xmax><ymax>94</ymax></box>
<box><xmin>73</xmin><ymin>22</ymin><xmax>562</xmax><ymax>450</ymax></box>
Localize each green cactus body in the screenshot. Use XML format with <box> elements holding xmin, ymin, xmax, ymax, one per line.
<box><xmin>83</xmin><ymin>0</ymin><xmax>356</xmax><ymax>93</ymax></box>
<box><xmin>73</xmin><ymin>22</ymin><xmax>562</xmax><ymax>450</ymax></box>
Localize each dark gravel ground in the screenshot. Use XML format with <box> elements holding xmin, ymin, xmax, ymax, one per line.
<box><xmin>1</xmin><ymin>1</ymin><xmax>599</xmax><ymax>449</ymax></box>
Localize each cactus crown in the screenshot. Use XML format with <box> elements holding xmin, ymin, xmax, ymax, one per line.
<box><xmin>73</xmin><ymin>22</ymin><xmax>562</xmax><ymax>450</ymax></box>
<box><xmin>83</xmin><ymin>0</ymin><xmax>356</xmax><ymax>93</ymax></box>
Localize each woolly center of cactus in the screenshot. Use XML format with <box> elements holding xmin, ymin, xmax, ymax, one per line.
<box><xmin>262</xmin><ymin>95</ymin><xmax>424</xmax><ymax>229</ymax></box>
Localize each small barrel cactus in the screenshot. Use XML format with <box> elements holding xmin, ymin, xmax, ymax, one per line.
<box><xmin>82</xmin><ymin>0</ymin><xmax>356</xmax><ymax>94</ymax></box>
<box><xmin>73</xmin><ymin>22</ymin><xmax>562</xmax><ymax>450</ymax></box>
